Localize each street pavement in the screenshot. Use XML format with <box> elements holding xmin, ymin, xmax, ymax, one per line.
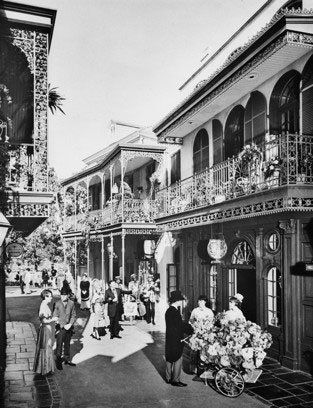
<box><xmin>3</xmin><ymin>285</ymin><xmax>313</xmax><ymax>408</ymax></box>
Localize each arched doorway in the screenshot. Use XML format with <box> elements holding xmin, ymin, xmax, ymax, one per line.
<box><xmin>229</xmin><ymin>240</ymin><xmax>256</xmax><ymax>322</ymax></box>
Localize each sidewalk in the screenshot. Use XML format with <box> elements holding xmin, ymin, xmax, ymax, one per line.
<box><xmin>4</xmin><ymin>287</ymin><xmax>313</xmax><ymax>407</ymax></box>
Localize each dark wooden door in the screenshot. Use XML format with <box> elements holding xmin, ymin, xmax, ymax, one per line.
<box><xmin>237</xmin><ymin>268</ymin><xmax>256</xmax><ymax>322</ymax></box>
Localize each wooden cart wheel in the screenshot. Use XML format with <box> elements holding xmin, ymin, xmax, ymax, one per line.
<box><xmin>214</xmin><ymin>367</ymin><xmax>245</xmax><ymax>397</ymax></box>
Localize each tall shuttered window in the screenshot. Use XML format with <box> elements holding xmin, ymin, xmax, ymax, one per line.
<box><xmin>171</xmin><ymin>150</ymin><xmax>181</xmax><ymax>184</ymax></box>
<box><xmin>193</xmin><ymin>129</ymin><xmax>209</xmax><ymax>173</ymax></box>
<box><xmin>244</xmin><ymin>91</ymin><xmax>266</xmax><ymax>146</ymax></box>
<box><xmin>302</xmin><ymin>55</ymin><xmax>313</xmax><ymax>136</ymax></box>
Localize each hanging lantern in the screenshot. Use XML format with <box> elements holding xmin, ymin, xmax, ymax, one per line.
<box><xmin>144</xmin><ymin>239</ymin><xmax>156</xmax><ymax>259</ymax></box>
<box><xmin>207</xmin><ymin>239</ymin><xmax>227</xmax><ymax>263</ymax></box>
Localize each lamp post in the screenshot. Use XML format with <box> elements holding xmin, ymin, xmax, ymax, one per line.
<box><xmin>0</xmin><ymin>212</ymin><xmax>11</xmax><ymax>395</ymax></box>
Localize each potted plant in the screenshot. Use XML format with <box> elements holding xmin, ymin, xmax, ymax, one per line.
<box><xmin>264</xmin><ymin>156</ymin><xmax>283</xmax><ymax>179</ymax></box>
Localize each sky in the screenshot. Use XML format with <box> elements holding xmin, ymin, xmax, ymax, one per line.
<box><xmin>10</xmin><ymin>0</ymin><xmax>266</xmax><ymax>179</ymax></box>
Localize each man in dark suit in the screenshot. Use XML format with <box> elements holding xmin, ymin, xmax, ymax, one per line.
<box><xmin>53</xmin><ymin>287</ymin><xmax>77</xmax><ymax>370</ymax></box>
<box><xmin>105</xmin><ymin>280</ymin><xmax>131</xmax><ymax>339</ymax></box>
<box><xmin>165</xmin><ymin>290</ymin><xmax>193</xmax><ymax>387</ymax></box>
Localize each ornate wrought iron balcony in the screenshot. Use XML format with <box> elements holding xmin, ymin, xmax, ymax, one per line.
<box><xmin>155</xmin><ymin>134</ymin><xmax>313</xmax><ymax>218</ymax></box>
<box><xmin>62</xmin><ymin>198</ymin><xmax>157</xmax><ymax>233</ymax></box>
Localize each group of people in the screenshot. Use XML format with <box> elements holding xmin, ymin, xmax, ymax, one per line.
<box><xmin>33</xmin><ymin>286</ymin><xmax>77</xmax><ymax>376</ymax></box>
<box><xmin>79</xmin><ymin>273</ymin><xmax>160</xmax><ymax>341</ymax></box>
<box><xmin>14</xmin><ymin>265</ymin><xmax>74</xmax><ymax>295</ymax></box>
<box><xmin>33</xmin><ymin>268</ymin><xmax>244</xmax><ymax>386</ymax></box>
<box><xmin>164</xmin><ymin>291</ymin><xmax>245</xmax><ymax>387</ymax></box>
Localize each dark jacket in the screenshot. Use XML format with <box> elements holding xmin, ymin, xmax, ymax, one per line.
<box><xmin>52</xmin><ymin>298</ymin><xmax>76</xmax><ymax>329</ymax></box>
<box><xmin>165</xmin><ymin>305</ymin><xmax>193</xmax><ymax>363</ymax></box>
<box><xmin>104</xmin><ymin>288</ymin><xmax>131</xmax><ymax>317</ymax></box>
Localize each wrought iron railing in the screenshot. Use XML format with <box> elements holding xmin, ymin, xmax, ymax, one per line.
<box><xmin>6</xmin><ymin>143</ymin><xmax>53</xmax><ymax>192</ymax></box>
<box><xmin>63</xmin><ymin>198</ymin><xmax>157</xmax><ymax>233</ymax></box>
<box><xmin>62</xmin><ymin>134</ymin><xmax>313</xmax><ymax>232</ymax></box>
<box><xmin>155</xmin><ymin>134</ymin><xmax>313</xmax><ymax>217</ymax></box>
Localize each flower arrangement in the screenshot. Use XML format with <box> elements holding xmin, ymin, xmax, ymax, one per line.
<box><xmin>264</xmin><ymin>156</ymin><xmax>283</xmax><ymax>179</ymax></box>
<box><xmin>239</xmin><ymin>144</ymin><xmax>262</xmax><ymax>166</ymax></box>
<box><xmin>238</xmin><ymin>144</ymin><xmax>262</xmax><ymax>178</ymax></box>
<box><xmin>189</xmin><ymin>314</ymin><xmax>272</xmax><ymax>372</ymax></box>
<box><xmin>299</xmin><ymin>152</ymin><xmax>313</xmax><ymax>173</ymax></box>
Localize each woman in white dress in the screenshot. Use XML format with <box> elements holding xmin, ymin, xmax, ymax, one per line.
<box><xmin>189</xmin><ymin>295</ymin><xmax>214</xmax><ymax>325</ymax></box>
<box><xmin>189</xmin><ymin>295</ymin><xmax>214</xmax><ymax>375</ymax></box>
<box><xmin>91</xmin><ymin>282</ymin><xmax>105</xmax><ymax>340</ymax></box>
<box><xmin>224</xmin><ymin>293</ymin><xmax>246</xmax><ymax>323</ymax></box>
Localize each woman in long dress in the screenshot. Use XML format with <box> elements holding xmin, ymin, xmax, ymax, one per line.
<box><xmin>90</xmin><ymin>282</ymin><xmax>105</xmax><ymax>340</ymax></box>
<box><xmin>224</xmin><ymin>293</ymin><xmax>246</xmax><ymax>323</ymax></box>
<box><xmin>33</xmin><ymin>289</ymin><xmax>58</xmax><ymax>375</ymax></box>
<box><xmin>80</xmin><ymin>273</ymin><xmax>90</xmax><ymax>311</ymax></box>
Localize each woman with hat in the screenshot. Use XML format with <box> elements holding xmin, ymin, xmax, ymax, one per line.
<box><xmin>165</xmin><ymin>290</ymin><xmax>193</xmax><ymax>387</ymax></box>
<box><xmin>224</xmin><ymin>293</ymin><xmax>246</xmax><ymax>323</ymax></box>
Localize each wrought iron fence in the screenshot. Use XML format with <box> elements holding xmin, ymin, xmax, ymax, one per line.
<box><xmin>155</xmin><ymin>134</ymin><xmax>313</xmax><ymax>217</ymax></box>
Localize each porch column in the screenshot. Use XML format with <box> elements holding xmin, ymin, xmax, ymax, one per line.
<box><xmin>109</xmin><ymin>233</ymin><xmax>114</xmax><ymax>281</ymax></box>
<box><xmin>110</xmin><ymin>164</ymin><xmax>113</xmax><ymax>223</ymax></box>
<box><xmin>87</xmin><ymin>242</ymin><xmax>90</xmax><ymax>277</ymax></box>
<box><xmin>121</xmin><ymin>230</ymin><xmax>125</xmax><ymax>284</ymax></box>
<box><xmin>121</xmin><ymin>154</ymin><xmax>124</xmax><ymax>223</ymax></box>
<box><xmin>101</xmin><ymin>235</ymin><xmax>105</xmax><ymax>282</ymax></box>
<box><xmin>74</xmin><ymin>238</ymin><xmax>77</xmax><ymax>292</ymax></box>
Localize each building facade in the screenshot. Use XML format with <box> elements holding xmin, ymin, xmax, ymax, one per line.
<box><xmin>153</xmin><ymin>0</ymin><xmax>313</xmax><ymax>373</ymax></box>
<box><xmin>61</xmin><ymin>123</ymin><xmax>168</xmax><ymax>302</ymax></box>
<box><xmin>1</xmin><ymin>1</ymin><xmax>56</xmax><ymax>236</ymax></box>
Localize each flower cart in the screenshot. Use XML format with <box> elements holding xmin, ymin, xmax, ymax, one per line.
<box><xmin>186</xmin><ymin>315</ymin><xmax>272</xmax><ymax>398</ymax></box>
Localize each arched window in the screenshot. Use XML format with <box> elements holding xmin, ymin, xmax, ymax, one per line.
<box><xmin>302</xmin><ymin>55</ymin><xmax>313</xmax><ymax>135</ymax></box>
<box><xmin>89</xmin><ymin>175</ymin><xmax>102</xmax><ymax>211</ymax></box>
<box><xmin>193</xmin><ymin>129</ymin><xmax>209</xmax><ymax>173</ymax></box>
<box><xmin>224</xmin><ymin>105</ymin><xmax>244</xmax><ymax>159</ymax></box>
<box><xmin>213</xmin><ymin>119</ymin><xmax>223</xmax><ymax>165</ymax></box>
<box><xmin>269</xmin><ymin>71</ymin><xmax>300</xmax><ymax>135</ymax></box>
<box><xmin>244</xmin><ymin>91</ymin><xmax>266</xmax><ymax>146</ymax></box>
<box><xmin>267</xmin><ymin>266</ymin><xmax>282</xmax><ymax>327</ymax></box>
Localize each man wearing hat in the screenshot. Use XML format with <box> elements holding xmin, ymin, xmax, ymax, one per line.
<box><xmin>53</xmin><ymin>287</ymin><xmax>77</xmax><ymax>370</ymax></box>
<box><xmin>165</xmin><ymin>290</ymin><xmax>193</xmax><ymax>386</ymax></box>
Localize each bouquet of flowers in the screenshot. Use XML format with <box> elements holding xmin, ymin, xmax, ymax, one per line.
<box><xmin>189</xmin><ymin>314</ymin><xmax>272</xmax><ymax>372</ymax></box>
<box><xmin>264</xmin><ymin>156</ymin><xmax>283</xmax><ymax>179</ymax></box>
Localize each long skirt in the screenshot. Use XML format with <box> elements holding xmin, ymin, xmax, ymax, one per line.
<box><xmin>33</xmin><ymin>323</ymin><xmax>55</xmax><ymax>375</ymax></box>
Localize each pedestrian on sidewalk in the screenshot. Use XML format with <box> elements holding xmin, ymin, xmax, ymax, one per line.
<box><xmin>80</xmin><ymin>273</ymin><xmax>91</xmax><ymax>311</ymax></box>
<box><xmin>165</xmin><ymin>290</ymin><xmax>193</xmax><ymax>387</ymax></box>
<box><xmin>90</xmin><ymin>281</ymin><xmax>105</xmax><ymax>340</ymax></box>
<box><xmin>16</xmin><ymin>271</ymin><xmax>25</xmax><ymax>294</ymax></box>
<box><xmin>33</xmin><ymin>289</ymin><xmax>58</xmax><ymax>376</ymax></box>
<box><xmin>53</xmin><ymin>286</ymin><xmax>77</xmax><ymax>370</ymax></box>
<box><xmin>104</xmin><ymin>280</ymin><xmax>131</xmax><ymax>339</ymax></box>
<box><xmin>24</xmin><ymin>268</ymin><xmax>32</xmax><ymax>294</ymax></box>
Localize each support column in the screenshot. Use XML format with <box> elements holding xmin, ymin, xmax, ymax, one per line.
<box><xmin>121</xmin><ymin>230</ymin><xmax>125</xmax><ymax>284</ymax></box>
<box><xmin>109</xmin><ymin>233</ymin><xmax>114</xmax><ymax>281</ymax></box>
<box><xmin>101</xmin><ymin>236</ymin><xmax>105</xmax><ymax>282</ymax></box>
<box><xmin>87</xmin><ymin>243</ymin><xmax>90</xmax><ymax>277</ymax></box>
<box><xmin>74</xmin><ymin>238</ymin><xmax>77</xmax><ymax>291</ymax></box>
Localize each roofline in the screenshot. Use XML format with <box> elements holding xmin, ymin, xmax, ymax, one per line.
<box><xmin>153</xmin><ymin>10</ymin><xmax>306</xmax><ymax>135</ymax></box>
<box><xmin>179</xmin><ymin>0</ymin><xmax>273</xmax><ymax>91</ymax></box>
<box><xmin>3</xmin><ymin>1</ymin><xmax>57</xmax><ymax>44</ymax></box>
<box><xmin>61</xmin><ymin>144</ymin><xmax>166</xmax><ymax>186</ymax></box>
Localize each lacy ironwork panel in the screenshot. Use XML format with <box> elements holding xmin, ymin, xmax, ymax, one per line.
<box><xmin>156</xmin><ymin>196</ymin><xmax>313</xmax><ymax>232</ymax></box>
<box><xmin>9</xmin><ymin>29</ymin><xmax>49</xmax><ymax>193</ymax></box>
<box><xmin>7</xmin><ymin>203</ymin><xmax>50</xmax><ymax>217</ymax></box>
<box><xmin>156</xmin><ymin>134</ymin><xmax>313</xmax><ymax>218</ymax></box>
